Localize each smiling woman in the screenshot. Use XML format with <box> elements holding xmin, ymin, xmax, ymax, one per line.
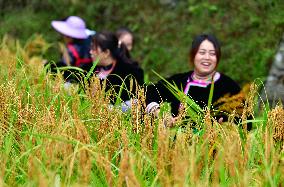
<box><xmin>146</xmin><ymin>34</ymin><xmax>241</xmax><ymax>123</ymax></box>
<box><xmin>192</xmin><ymin>39</ymin><xmax>218</xmax><ymax>77</ymax></box>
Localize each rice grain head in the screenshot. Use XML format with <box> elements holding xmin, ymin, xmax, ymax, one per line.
<box><xmin>267</xmin><ymin>105</ymin><xmax>284</xmax><ymax>144</ymax></box>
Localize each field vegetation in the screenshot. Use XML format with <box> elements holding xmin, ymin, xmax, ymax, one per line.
<box><xmin>1</xmin><ymin>1</ymin><xmax>284</xmax><ymax>186</ymax></box>
<box><xmin>0</xmin><ymin>31</ymin><xmax>283</xmax><ymax>186</ymax></box>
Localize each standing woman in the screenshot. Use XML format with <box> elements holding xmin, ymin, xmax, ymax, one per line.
<box><xmin>90</xmin><ymin>31</ymin><xmax>144</xmax><ymax>107</ymax></box>
<box><xmin>146</xmin><ymin>34</ymin><xmax>241</xmax><ymax>123</ymax></box>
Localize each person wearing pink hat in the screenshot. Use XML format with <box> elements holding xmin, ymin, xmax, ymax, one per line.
<box><xmin>48</xmin><ymin>16</ymin><xmax>95</xmax><ymax>83</ymax></box>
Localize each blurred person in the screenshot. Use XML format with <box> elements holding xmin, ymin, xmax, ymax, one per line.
<box><xmin>116</xmin><ymin>27</ymin><xmax>134</xmax><ymax>52</ymax></box>
<box><xmin>115</xmin><ymin>27</ymin><xmax>136</xmax><ymax>62</ymax></box>
<box><xmin>47</xmin><ymin>16</ymin><xmax>95</xmax><ymax>83</ymax></box>
<box><xmin>90</xmin><ymin>31</ymin><xmax>144</xmax><ymax>111</ymax></box>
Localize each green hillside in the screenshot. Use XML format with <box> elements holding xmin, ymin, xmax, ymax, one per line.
<box><xmin>1</xmin><ymin>0</ymin><xmax>283</xmax><ymax>84</ymax></box>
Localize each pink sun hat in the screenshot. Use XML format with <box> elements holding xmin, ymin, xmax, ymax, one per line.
<box><xmin>51</xmin><ymin>16</ymin><xmax>91</xmax><ymax>39</ymax></box>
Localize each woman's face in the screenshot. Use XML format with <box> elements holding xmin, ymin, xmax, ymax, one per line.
<box><xmin>90</xmin><ymin>45</ymin><xmax>111</xmax><ymax>66</ymax></box>
<box><xmin>119</xmin><ymin>33</ymin><xmax>133</xmax><ymax>51</ymax></box>
<box><xmin>193</xmin><ymin>39</ymin><xmax>217</xmax><ymax>76</ymax></box>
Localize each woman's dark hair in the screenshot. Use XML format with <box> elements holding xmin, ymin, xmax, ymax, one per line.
<box><xmin>189</xmin><ymin>34</ymin><xmax>221</xmax><ymax>64</ymax></box>
<box><xmin>115</xmin><ymin>27</ymin><xmax>134</xmax><ymax>40</ymax></box>
<box><xmin>92</xmin><ymin>31</ymin><xmax>134</xmax><ymax>65</ymax></box>
<box><xmin>116</xmin><ymin>27</ymin><xmax>134</xmax><ymax>58</ymax></box>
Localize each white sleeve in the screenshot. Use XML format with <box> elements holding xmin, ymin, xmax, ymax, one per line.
<box><xmin>146</xmin><ymin>102</ymin><xmax>160</xmax><ymax>114</ymax></box>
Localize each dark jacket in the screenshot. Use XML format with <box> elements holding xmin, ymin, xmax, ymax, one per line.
<box><xmin>47</xmin><ymin>37</ymin><xmax>93</xmax><ymax>83</ymax></box>
<box><xmin>101</xmin><ymin>60</ymin><xmax>144</xmax><ymax>103</ymax></box>
<box><xmin>146</xmin><ymin>71</ymin><xmax>241</xmax><ymax>116</ymax></box>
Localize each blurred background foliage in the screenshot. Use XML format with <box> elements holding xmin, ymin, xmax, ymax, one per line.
<box><xmin>0</xmin><ymin>0</ymin><xmax>283</xmax><ymax>85</ymax></box>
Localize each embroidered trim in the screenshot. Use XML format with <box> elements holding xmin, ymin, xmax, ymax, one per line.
<box><xmin>183</xmin><ymin>72</ymin><xmax>220</xmax><ymax>95</ymax></box>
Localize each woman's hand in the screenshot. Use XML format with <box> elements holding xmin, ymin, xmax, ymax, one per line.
<box><xmin>150</xmin><ymin>106</ymin><xmax>178</xmax><ymax>128</ymax></box>
<box><xmin>218</xmin><ymin>117</ymin><xmax>224</xmax><ymax>124</ymax></box>
<box><xmin>163</xmin><ymin>115</ymin><xmax>179</xmax><ymax>128</ymax></box>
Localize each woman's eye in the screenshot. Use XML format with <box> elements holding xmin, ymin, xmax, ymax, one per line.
<box><xmin>210</xmin><ymin>53</ymin><xmax>216</xmax><ymax>56</ymax></box>
<box><xmin>199</xmin><ymin>51</ymin><xmax>205</xmax><ymax>55</ymax></box>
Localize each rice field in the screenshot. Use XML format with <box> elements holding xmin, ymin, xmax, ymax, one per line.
<box><xmin>0</xmin><ymin>35</ymin><xmax>284</xmax><ymax>186</ymax></box>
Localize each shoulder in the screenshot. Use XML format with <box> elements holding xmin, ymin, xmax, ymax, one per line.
<box><xmin>115</xmin><ymin>60</ymin><xmax>139</xmax><ymax>72</ymax></box>
<box><xmin>112</xmin><ymin>61</ymin><xmax>143</xmax><ymax>80</ymax></box>
<box><xmin>150</xmin><ymin>71</ymin><xmax>191</xmax><ymax>90</ymax></box>
<box><xmin>218</xmin><ymin>73</ymin><xmax>239</xmax><ymax>85</ymax></box>
<box><xmin>217</xmin><ymin>73</ymin><xmax>241</xmax><ymax>93</ymax></box>
<box><xmin>166</xmin><ymin>71</ymin><xmax>192</xmax><ymax>83</ymax></box>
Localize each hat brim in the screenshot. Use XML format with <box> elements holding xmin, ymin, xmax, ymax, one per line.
<box><xmin>51</xmin><ymin>21</ymin><xmax>88</xmax><ymax>39</ymax></box>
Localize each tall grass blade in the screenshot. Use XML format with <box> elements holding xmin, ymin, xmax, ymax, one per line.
<box><xmin>153</xmin><ymin>71</ymin><xmax>204</xmax><ymax>123</ymax></box>
<box><xmin>207</xmin><ymin>78</ymin><xmax>214</xmax><ymax>109</ymax></box>
<box><xmin>85</xmin><ymin>58</ymin><xmax>99</xmax><ymax>81</ymax></box>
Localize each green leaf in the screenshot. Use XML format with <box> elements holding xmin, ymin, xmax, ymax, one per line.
<box><xmin>84</xmin><ymin>58</ymin><xmax>99</xmax><ymax>81</ymax></box>
<box><xmin>153</xmin><ymin>70</ymin><xmax>204</xmax><ymax>123</ymax></box>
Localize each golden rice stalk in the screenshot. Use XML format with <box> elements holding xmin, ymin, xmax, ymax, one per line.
<box><xmin>203</xmin><ymin>108</ymin><xmax>217</xmax><ymax>147</ymax></box>
<box><xmin>0</xmin><ymin>81</ymin><xmax>20</xmax><ymax>134</ymax></box>
<box><xmin>267</xmin><ymin>105</ymin><xmax>284</xmax><ymax>143</ymax></box>
<box><xmin>0</xmin><ymin>40</ymin><xmax>17</xmax><ymax>76</ymax></box>
<box><xmin>27</xmin><ymin>156</ymin><xmax>49</xmax><ymax>187</ymax></box>
<box><xmin>140</xmin><ymin>119</ymin><xmax>154</xmax><ymax>152</ymax></box>
<box><xmin>175</xmin><ymin>101</ymin><xmax>187</xmax><ymax>125</ymax></box>
<box><xmin>59</xmin><ymin>42</ymin><xmax>71</xmax><ymax>66</ymax></box>
<box><xmin>117</xmin><ymin>130</ymin><xmax>140</xmax><ymax>187</ymax></box>
<box><xmin>73</xmin><ymin>120</ymin><xmax>91</xmax><ymax>183</ymax></box>
<box><xmin>17</xmin><ymin>103</ymin><xmax>37</xmax><ymax>128</ymax></box>
<box><xmin>4</xmin><ymin>35</ymin><xmax>49</xmax><ymax>79</ymax></box>
<box><xmin>214</xmin><ymin>83</ymin><xmax>257</xmax><ymax>119</ymax></box>
<box><xmin>140</xmin><ymin>87</ymin><xmax>156</xmax><ymax>150</ymax></box>
<box><xmin>241</xmin><ymin>83</ymin><xmax>258</xmax><ymax>131</ymax></box>
<box><xmin>24</xmin><ymin>34</ymin><xmax>50</xmax><ymax>58</ymax></box>
<box><xmin>171</xmin><ymin>132</ymin><xmax>190</xmax><ymax>186</ymax></box>
<box><xmin>156</xmin><ymin>120</ymin><xmax>172</xmax><ymax>186</ymax></box>
<box><xmin>131</xmin><ymin>86</ymin><xmax>145</xmax><ymax>134</ymax></box>
<box><xmin>0</xmin><ymin>83</ymin><xmax>10</xmax><ymax>131</ymax></box>
<box><xmin>95</xmin><ymin>154</ymin><xmax>114</xmax><ymax>186</ymax></box>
